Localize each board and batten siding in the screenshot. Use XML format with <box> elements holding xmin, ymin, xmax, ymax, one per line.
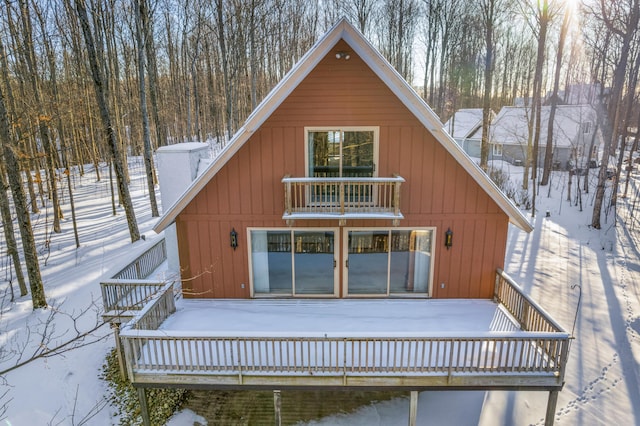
<box><xmin>175</xmin><ymin>39</ymin><xmax>509</xmax><ymax>300</ymax></box>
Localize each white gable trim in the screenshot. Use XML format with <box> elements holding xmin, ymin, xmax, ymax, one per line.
<box><xmin>154</xmin><ymin>19</ymin><xmax>532</xmax><ymax>234</ymax></box>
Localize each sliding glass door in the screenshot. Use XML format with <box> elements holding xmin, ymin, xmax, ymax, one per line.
<box><xmin>250</xmin><ymin>227</ymin><xmax>433</xmax><ymax>298</ymax></box>
<box><xmin>250</xmin><ymin>229</ymin><xmax>337</xmax><ymax>296</ymax></box>
<box><xmin>344</xmin><ymin>228</ymin><xmax>434</xmax><ymax>297</ymax></box>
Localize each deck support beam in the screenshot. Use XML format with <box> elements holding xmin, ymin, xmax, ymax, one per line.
<box><xmin>274</xmin><ymin>390</ymin><xmax>282</xmax><ymax>426</ymax></box>
<box><xmin>409</xmin><ymin>391</ymin><xmax>418</xmax><ymax>426</ymax></box>
<box><xmin>544</xmin><ymin>390</ymin><xmax>559</xmax><ymax>426</ymax></box>
<box><xmin>137</xmin><ymin>387</ymin><xmax>151</xmax><ymax>426</ymax></box>
<box><xmin>111</xmin><ymin>323</ymin><xmax>126</xmax><ymax>380</ymax></box>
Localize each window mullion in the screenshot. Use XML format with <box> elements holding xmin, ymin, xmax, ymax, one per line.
<box><xmin>291</xmin><ymin>229</ymin><xmax>296</xmax><ymax>296</ymax></box>
<box><xmin>386</xmin><ymin>230</ymin><xmax>391</xmax><ymax>296</ymax></box>
<box><xmin>339</xmin><ymin>130</ymin><xmax>344</xmax><ymax>177</ymax></box>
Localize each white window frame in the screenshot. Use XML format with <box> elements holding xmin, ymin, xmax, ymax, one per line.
<box><xmin>492</xmin><ymin>143</ymin><xmax>503</xmax><ymax>157</ymax></box>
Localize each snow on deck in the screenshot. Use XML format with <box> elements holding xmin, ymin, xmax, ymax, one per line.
<box><xmin>158</xmin><ymin>298</ymin><xmax>523</xmax><ymax>335</ymax></box>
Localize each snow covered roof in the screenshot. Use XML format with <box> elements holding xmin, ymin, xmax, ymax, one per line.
<box><xmin>490</xmin><ymin>105</ymin><xmax>598</xmax><ymax>148</ymax></box>
<box><xmin>154</xmin><ymin>19</ymin><xmax>532</xmax><ymax>233</ymax></box>
<box><xmin>443</xmin><ymin>108</ymin><xmax>485</xmax><ymax>139</ymax></box>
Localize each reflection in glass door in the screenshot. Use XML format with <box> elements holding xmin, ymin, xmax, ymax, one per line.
<box><xmin>294</xmin><ymin>231</ymin><xmax>335</xmax><ymax>294</ymax></box>
<box><xmin>250</xmin><ymin>229</ymin><xmax>337</xmax><ymax>297</ymax></box>
<box><xmin>346</xmin><ymin>230</ymin><xmax>388</xmax><ymax>294</ymax></box>
<box><xmin>345</xmin><ymin>228</ymin><xmax>434</xmax><ymax>297</ymax></box>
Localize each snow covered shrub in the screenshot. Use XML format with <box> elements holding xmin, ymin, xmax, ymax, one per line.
<box><xmin>488</xmin><ymin>167</ymin><xmax>531</xmax><ymax>210</ymax></box>
<box><xmin>101</xmin><ymin>349</ymin><xmax>188</xmax><ymax>425</ymax></box>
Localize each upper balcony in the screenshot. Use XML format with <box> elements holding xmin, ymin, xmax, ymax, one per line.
<box><xmin>282</xmin><ymin>175</ymin><xmax>405</xmax><ymax>224</ymax></box>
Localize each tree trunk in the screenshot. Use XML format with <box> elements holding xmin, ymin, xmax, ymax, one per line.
<box><xmin>19</xmin><ymin>0</ymin><xmax>62</xmax><ymax>233</ymax></box>
<box><xmin>0</xmin><ymin>31</ymin><xmax>28</xmax><ymax>297</ymax></box>
<box><xmin>143</xmin><ymin>1</ymin><xmax>166</xmax><ymax>149</ymax></box>
<box><xmin>75</xmin><ymin>0</ymin><xmax>140</xmax><ymax>243</ymax></box>
<box><xmin>0</xmin><ymin>165</ymin><xmax>27</xmax><ymax>296</ymax></box>
<box><xmin>530</xmin><ymin>0</ymin><xmax>549</xmax><ymax>217</ymax></box>
<box><xmin>541</xmin><ymin>5</ymin><xmax>570</xmax><ymax>186</ymax></box>
<box><xmin>592</xmin><ymin>0</ymin><xmax>639</xmax><ymax>228</ymax></box>
<box><xmin>135</xmin><ymin>0</ymin><xmax>159</xmax><ymax>217</ymax></box>
<box><xmin>216</xmin><ymin>0</ymin><xmax>233</xmax><ymax>138</ymax></box>
<box><xmin>0</xmin><ymin>87</ymin><xmax>47</xmax><ymax>309</ymax></box>
<box><xmin>480</xmin><ymin>0</ymin><xmax>495</xmax><ymax>171</ymax></box>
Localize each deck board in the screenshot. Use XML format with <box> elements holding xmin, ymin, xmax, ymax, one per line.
<box><xmin>158</xmin><ymin>299</ymin><xmax>521</xmax><ymax>334</ymax></box>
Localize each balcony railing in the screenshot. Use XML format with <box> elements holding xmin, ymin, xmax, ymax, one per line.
<box><xmin>282</xmin><ymin>176</ymin><xmax>405</xmax><ymax>220</ymax></box>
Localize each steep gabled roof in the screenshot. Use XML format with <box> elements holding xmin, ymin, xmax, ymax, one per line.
<box><xmin>154</xmin><ymin>19</ymin><xmax>532</xmax><ymax>233</ymax></box>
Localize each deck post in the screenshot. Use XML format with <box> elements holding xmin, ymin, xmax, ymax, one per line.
<box><xmin>409</xmin><ymin>391</ymin><xmax>418</xmax><ymax>426</ymax></box>
<box><xmin>137</xmin><ymin>387</ymin><xmax>151</xmax><ymax>426</ymax></box>
<box><xmin>273</xmin><ymin>390</ymin><xmax>282</xmax><ymax>426</ymax></box>
<box><xmin>544</xmin><ymin>390</ymin><xmax>559</xmax><ymax>426</ymax></box>
<box><xmin>111</xmin><ymin>322</ymin><xmax>126</xmax><ymax>379</ymax></box>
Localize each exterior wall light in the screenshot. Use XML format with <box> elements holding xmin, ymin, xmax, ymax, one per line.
<box><xmin>230</xmin><ymin>228</ymin><xmax>238</xmax><ymax>250</ymax></box>
<box><xmin>335</xmin><ymin>52</ymin><xmax>351</xmax><ymax>60</ymax></box>
<box><xmin>444</xmin><ymin>228</ymin><xmax>453</xmax><ymax>250</ymax></box>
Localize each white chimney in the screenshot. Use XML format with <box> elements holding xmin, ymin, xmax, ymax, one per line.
<box><xmin>156</xmin><ymin>142</ymin><xmax>210</xmax><ymax>273</ymax></box>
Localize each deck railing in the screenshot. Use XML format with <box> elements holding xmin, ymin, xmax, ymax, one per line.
<box><xmin>282</xmin><ymin>176</ymin><xmax>404</xmax><ymax>218</ymax></box>
<box><xmin>128</xmin><ymin>281</ymin><xmax>176</xmax><ymax>331</ymax></box>
<box><xmin>121</xmin><ymin>330</ymin><xmax>567</xmax><ymax>381</ymax></box>
<box><xmin>101</xmin><ymin>280</ymin><xmax>167</xmax><ymax>315</ymax></box>
<box><xmin>119</xmin><ymin>273</ymin><xmax>570</xmax><ymax>389</ymax></box>
<box><xmin>494</xmin><ymin>269</ymin><xmax>566</xmax><ymax>334</ymax></box>
<box><xmin>494</xmin><ymin>269</ymin><xmax>570</xmax><ymax>383</ymax></box>
<box><xmin>112</xmin><ymin>238</ymin><xmax>167</xmax><ymax>280</ymax></box>
<box><xmin>100</xmin><ymin>238</ymin><xmax>168</xmax><ymax>322</ymax></box>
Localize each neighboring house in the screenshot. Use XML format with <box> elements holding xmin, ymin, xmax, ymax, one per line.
<box><xmin>443</xmin><ymin>108</ymin><xmax>482</xmax><ymax>156</ymax></box>
<box><xmin>102</xmin><ymin>19</ymin><xmax>569</xmax><ymax>426</ymax></box>
<box><xmin>489</xmin><ymin>104</ymin><xmax>600</xmax><ymax>169</ymax></box>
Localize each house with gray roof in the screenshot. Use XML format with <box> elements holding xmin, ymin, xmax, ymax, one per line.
<box><xmin>442</xmin><ymin>108</ymin><xmax>494</xmax><ymax>158</ymax></box>
<box><xmin>489</xmin><ymin>104</ymin><xmax>601</xmax><ymax>169</ymax></box>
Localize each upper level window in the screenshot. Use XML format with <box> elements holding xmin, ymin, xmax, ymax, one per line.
<box><xmin>306</xmin><ymin>127</ymin><xmax>379</xmax><ymax>178</ymax></box>
<box><xmin>583</xmin><ymin>121</ymin><xmax>592</xmax><ymax>134</ymax></box>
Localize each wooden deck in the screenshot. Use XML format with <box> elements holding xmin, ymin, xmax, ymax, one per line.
<box><xmin>107</xmin><ymin>268</ymin><xmax>569</xmax><ymax>392</ymax></box>
<box><xmin>100</xmin><ymin>241</ymin><xmax>569</xmax><ymax>426</ymax></box>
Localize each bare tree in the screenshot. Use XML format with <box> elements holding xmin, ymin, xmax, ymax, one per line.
<box><xmin>588</xmin><ymin>0</ymin><xmax>640</xmax><ymax>229</ymax></box>
<box><xmin>479</xmin><ymin>0</ymin><xmax>502</xmax><ymax>170</ymax></box>
<box><xmin>16</xmin><ymin>0</ymin><xmax>63</xmax><ymax>233</ymax></box>
<box><xmin>0</xmin><ymin>163</ymin><xmax>27</xmax><ymax>297</ymax></box>
<box><xmin>541</xmin><ymin>3</ymin><xmax>571</xmax><ymax>186</ymax></box>
<box><xmin>74</xmin><ymin>0</ymin><xmax>140</xmax><ymax>242</ymax></box>
<box><xmin>134</xmin><ymin>0</ymin><xmax>159</xmax><ymax>217</ymax></box>
<box><xmin>0</xmin><ymin>86</ymin><xmax>47</xmax><ymax>309</ymax></box>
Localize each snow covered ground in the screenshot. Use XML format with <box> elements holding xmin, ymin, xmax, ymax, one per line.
<box><xmin>1</xmin><ymin>158</ymin><xmax>639</xmax><ymax>425</ymax></box>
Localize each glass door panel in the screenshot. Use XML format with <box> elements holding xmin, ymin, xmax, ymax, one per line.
<box><xmin>389</xmin><ymin>230</ymin><xmax>411</xmax><ymax>293</ymax></box>
<box><xmin>342</xmin><ymin>131</ymin><xmax>374</xmax><ymax>177</ymax></box>
<box><xmin>252</xmin><ymin>230</ymin><xmax>292</xmax><ymax>295</ymax></box>
<box><xmin>308</xmin><ymin>131</ymin><xmax>340</xmax><ymax>204</ymax></box>
<box><xmin>294</xmin><ymin>231</ymin><xmax>335</xmax><ymax>294</ymax></box>
<box><xmin>409</xmin><ymin>230</ymin><xmax>432</xmax><ymax>293</ymax></box>
<box><xmin>347</xmin><ymin>230</ymin><xmax>388</xmax><ymax>295</ymax></box>
<box><xmin>308</xmin><ymin>131</ymin><xmax>341</xmax><ymax>178</ymax></box>
<box><xmin>345</xmin><ymin>229</ymin><xmax>433</xmax><ymax>297</ymax></box>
